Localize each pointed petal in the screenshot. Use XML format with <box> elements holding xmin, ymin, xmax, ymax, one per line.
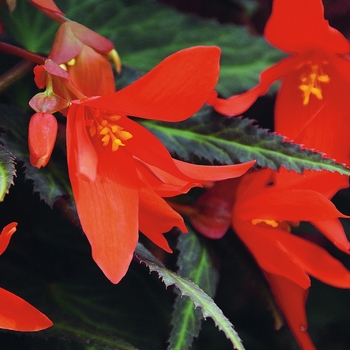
<box><xmin>239</xmin><ymin>189</ymin><xmax>348</xmax><ymax>222</ymax></box>
<box><xmin>0</xmin><ymin>222</ymin><xmax>17</xmax><ymax>255</ymax></box>
<box><xmin>211</xmin><ymin>57</ymin><xmax>296</xmax><ymax>116</ymax></box>
<box><xmin>312</xmin><ymin>219</ymin><xmax>350</xmax><ymax>254</ymax></box>
<box><xmin>272</xmin><ymin>230</ymin><xmax>350</xmax><ymax>288</ymax></box>
<box><xmin>139</xmin><ymin>186</ymin><xmax>187</xmax><ymax>252</ymax></box>
<box><xmin>67</xmin><ymin>108</ymin><xmax>139</xmax><ymax>284</ymax></box>
<box><xmin>84</xmin><ymin>46</ymin><xmax>221</xmax><ymax>121</ymax></box>
<box><xmin>264</xmin><ymin>0</ymin><xmax>349</xmax><ymax>54</ymax></box>
<box><xmin>173</xmin><ymin>159</ymin><xmax>255</xmax><ymax>182</ymax></box>
<box><xmin>0</xmin><ymin>288</ymin><xmax>53</xmax><ymax>331</ymax></box>
<box><xmin>233</xmin><ymin>220</ymin><xmax>310</xmax><ymax>288</ymax></box>
<box><xmin>265</xmin><ymin>273</ymin><xmax>316</xmax><ymax>350</ymax></box>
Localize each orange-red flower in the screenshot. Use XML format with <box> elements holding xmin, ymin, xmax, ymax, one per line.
<box><xmin>0</xmin><ymin>222</ymin><xmax>53</xmax><ymax>331</ymax></box>
<box><xmin>48</xmin><ymin>21</ymin><xmax>120</xmax><ymax>96</ymax></box>
<box><xmin>188</xmin><ymin>168</ymin><xmax>350</xmax><ymax>350</ymax></box>
<box><xmin>29</xmin><ymin>46</ymin><xmax>255</xmax><ymax>283</ymax></box>
<box><xmin>210</xmin><ymin>0</ymin><xmax>350</xmax><ymax>166</ymax></box>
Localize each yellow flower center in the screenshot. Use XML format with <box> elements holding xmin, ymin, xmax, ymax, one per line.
<box><xmin>86</xmin><ymin>111</ymin><xmax>133</xmax><ymax>151</ymax></box>
<box><xmin>299</xmin><ymin>64</ymin><xmax>330</xmax><ymax>105</ymax></box>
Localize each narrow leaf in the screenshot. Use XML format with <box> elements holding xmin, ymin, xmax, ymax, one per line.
<box><xmin>140</xmin><ymin>106</ymin><xmax>350</xmax><ymax>175</ymax></box>
<box><xmin>168</xmin><ymin>228</ymin><xmax>220</xmax><ymax>350</ymax></box>
<box><xmin>135</xmin><ymin>243</ymin><xmax>245</xmax><ymax>350</ymax></box>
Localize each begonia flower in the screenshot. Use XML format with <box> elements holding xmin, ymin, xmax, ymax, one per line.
<box><xmin>0</xmin><ymin>222</ymin><xmax>53</xmax><ymax>331</ymax></box>
<box><xmin>49</xmin><ymin>21</ymin><xmax>120</xmax><ymax>96</ymax></box>
<box><xmin>210</xmin><ymin>0</ymin><xmax>350</xmax><ymax>166</ymax></box>
<box><xmin>186</xmin><ymin>169</ymin><xmax>350</xmax><ymax>350</ymax></box>
<box><xmin>29</xmin><ymin>46</ymin><xmax>255</xmax><ymax>283</ymax></box>
<box><xmin>28</xmin><ymin>0</ymin><xmax>64</xmax><ymax>16</ymax></box>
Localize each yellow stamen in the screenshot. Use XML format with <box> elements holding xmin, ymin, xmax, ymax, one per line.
<box><xmin>86</xmin><ymin>113</ymin><xmax>133</xmax><ymax>151</ymax></box>
<box><xmin>251</xmin><ymin>219</ymin><xmax>279</xmax><ymax>228</ymax></box>
<box><xmin>107</xmin><ymin>49</ymin><xmax>122</xmax><ymax>74</ymax></box>
<box><xmin>299</xmin><ymin>64</ymin><xmax>330</xmax><ymax>105</ymax></box>
<box><xmin>67</xmin><ymin>58</ymin><xmax>76</xmax><ymax>66</ymax></box>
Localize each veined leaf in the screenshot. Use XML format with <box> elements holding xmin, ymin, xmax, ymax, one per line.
<box><xmin>139</xmin><ymin>106</ymin><xmax>350</xmax><ymax>175</ymax></box>
<box><xmin>168</xmin><ymin>228</ymin><xmax>220</xmax><ymax>350</ymax></box>
<box><xmin>135</xmin><ymin>243</ymin><xmax>245</xmax><ymax>350</ymax></box>
<box><xmin>0</xmin><ymin>104</ymin><xmax>72</xmax><ymax>207</ymax></box>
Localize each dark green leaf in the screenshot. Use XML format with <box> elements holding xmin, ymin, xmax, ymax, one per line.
<box><xmin>168</xmin><ymin>228</ymin><xmax>220</xmax><ymax>350</ymax></box>
<box><xmin>140</xmin><ymin>106</ymin><xmax>350</xmax><ymax>175</ymax></box>
<box><xmin>135</xmin><ymin>243</ymin><xmax>245</xmax><ymax>350</ymax></box>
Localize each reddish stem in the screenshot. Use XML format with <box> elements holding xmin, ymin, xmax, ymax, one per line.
<box><xmin>0</xmin><ymin>42</ymin><xmax>46</xmax><ymax>64</ymax></box>
<box><xmin>0</xmin><ymin>60</ymin><xmax>35</xmax><ymax>93</ymax></box>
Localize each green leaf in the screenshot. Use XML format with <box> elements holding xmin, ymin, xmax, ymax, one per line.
<box><xmin>135</xmin><ymin>243</ymin><xmax>245</xmax><ymax>350</ymax></box>
<box><xmin>0</xmin><ymin>0</ymin><xmax>59</xmax><ymax>53</ymax></box>
<box><xmin>0</xmin><ymin>146</ymin><xmax>16</xmax><ymax>201</ymax></box>
<box><xmin>139</xmin><ymin>106</ymin><xmax>350</xmax><ymax>175</ymax></box>
<box><xmin>0</xmin><ymin>104</ymin><xmax>72</xmax><ymax>207</ymax></box>
<box><xmin>168</xmin><ymin>228</ymin><xmax>220</xmax><ymax>350</ymax></box>
<box><xmin>61</xmin><ymin>0</ymin><xmax>282</xmax><ymax>96</ymax></box>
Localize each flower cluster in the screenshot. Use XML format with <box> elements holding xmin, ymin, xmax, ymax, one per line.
<box><xmin>0</xmin><ymin>0</ymin><xmax>350</xmax><ymax>349</ymax></box>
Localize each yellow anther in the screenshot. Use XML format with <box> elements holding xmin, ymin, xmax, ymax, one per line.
<box><xmin>251</xmin><ymin>219</ymin><xmax>279</xmax><ymax>228</ymax></box>
<box><xmin>86</xmin><ymin>113</ymin><xmax>133</xmax><ymax>151</ymax></box>
<box><xmin>107</xmin><ymin>49</ymin><xmax>122</xmax><ymax>74</ymax></box>
<box><xmin>59</xmin><ymin>63</ymin><xmax>68</xmax><ymax>71</ymax></box>
<box><xmin>67</xmin><ymin>58</ymin><xmax>76</xmax><ymax>66</ymax></box>
<box><xmin>299</xmin><ymin>65</ymin><xmax>330</xmax><ymax>105</ymax></box>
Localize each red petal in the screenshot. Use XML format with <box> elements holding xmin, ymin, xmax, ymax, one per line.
<box><xmin>0</xmin><ymin>222</ymin><xmax>17</xmax><ymax>255</ymax></box>
<box><xmin>173</xmin><ymin>159</ymin><xmax>255</xmax><ymax>182</ymax></box>
<box><xmin>212</xmin><ymin>56</ymin><xmax>296</xmax><ymax>116</ymax></box>
<box><xmin>0</xmin><ymin>288</ymin><xmax>53</xmax><ymax>331</ymax></box>
<box><xmin>265</xmin><ymin>273</ymin><xmax>316</xmax><ymax>350</ymax></box>
<box><xmin>28</xmin><ymin>0</ymin><xmax>64</xmax><ymax>15</ymax></box>
<box><xmin>49</xmin><ymin>22</ymin><xmax>83</xmax><ymax>64</ymax></box>
<box><xmin>67</xmin><ymin>107</ymin><xmax>139</xmax><ymax>284</ymax></box>
<box><xmin>239</xmin><ymin>188</ymin><xmax>348</xmax><ymax>222</ymax></box>
<box><xmin>264</xmin><ymin>0</ymin><xmax>349</xmax><ymax>54</ymax></box>
<box><xmin>138</xmin><ymin>186</ymin><xmax>186</xmax><ymax>252</ymax></box>
<box><xmin>84</xmin><ymin>46</ymin><xmax>221</xmax><ymax>122</ymax></box>
<box><xmin>233</xmin><ymin>220</ymin><xmax>310</xmax><ymax>288</ymax></box>
<box><xmin>312</xmin><ymin>218</ymin><xmax>350</xmax><ymax>254</ymax></box>
<box><xmin>67</xmin><ymin>45</ymin><xmax>115</xmax><ymax>96</ymax></box>
<box><xmin>28</xmin><ymin>113</ymin><xmax>58</xmax><ymax>168</ymax></box>
<box><xmin>272</xmin><ymin>230</ymin><xmax>350</xmax><ymax>288</ymax></box>
<box><xmin>67</xmin><ymin>103</ymin><xmax>98</xmax><ymax>182</ymax></box>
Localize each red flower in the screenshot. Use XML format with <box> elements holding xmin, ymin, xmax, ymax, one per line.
<box><xmin>210</xmin><ymin>0</ymin><xmax>350</xmax><ymax>166</ymax></box>
<box><xmin>188</xmin><ymin>169</ymin><xmax>350</xmax><ymax>349</ymax></box>
<box><xmin>0</xmin><ymin>223</ymin><xmax>53</xmax><ymax>331</ymax></box>
<box><xmin>30</xmin><ymin>46</ymin><xmax>254</xmax><ymax>283</ymax></box>
<box><xmin>48</xmin><ymin>21</ymin><xmax>120</xmax><ymax>96</ymax></box>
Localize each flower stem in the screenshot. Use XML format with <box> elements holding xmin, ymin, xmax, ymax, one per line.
<box><xmin>0</xmin><ymin>42</ymin><xmax>45</xmax><ymax>64</ymax></box>
<box><xmin>0</xmin><ymin>60</ymin><xmax>35</xmax><ymax>93</ymax></box>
